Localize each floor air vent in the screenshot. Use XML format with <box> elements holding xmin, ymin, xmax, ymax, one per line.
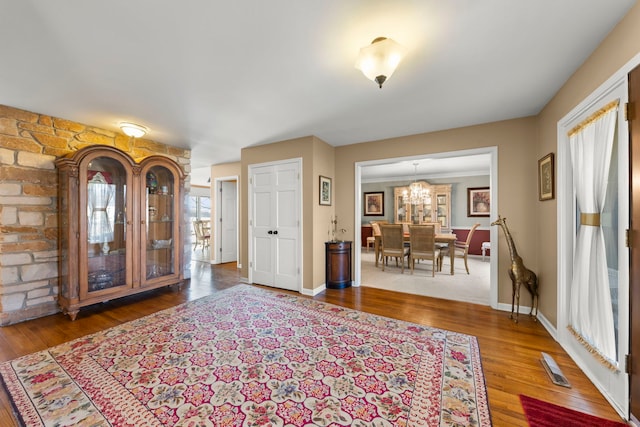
<box><xmin>541</xmin><ymin>352</ymin><xmax>571</xmax><ymax>388</ymax></box>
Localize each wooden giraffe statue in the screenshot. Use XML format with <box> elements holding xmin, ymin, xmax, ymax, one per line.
<box><xmin>491</xmin><ymin>215</ymin><xmax>539</xmax><ymax>322</ymax></box>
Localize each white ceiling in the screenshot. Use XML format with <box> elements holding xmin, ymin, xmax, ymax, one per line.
<box><xmin>361</xmin><ymin>154</ymin><xmax>491</xmax><ymax>182</ymax></box>
<box><xmin>1</xmin><ymin>1</ymin><xmax>635</xmax><ymax>185</ymax></box>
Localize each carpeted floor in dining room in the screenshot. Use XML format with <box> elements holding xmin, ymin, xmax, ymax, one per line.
<box><xmin>0</xmin><ymin>258</ymin><xmax>627</xmax><ymax>426</ymax></box>
<box><xmin>360</xmin><ymin>248</ymin><xmax>491</xmax><ymax>306</ymax></box>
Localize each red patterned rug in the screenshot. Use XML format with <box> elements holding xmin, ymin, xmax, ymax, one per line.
<box><xmin>1</xmin><ymin>285</ymin><xmax>491</xmax><ymax>426</ymax></box>
<box><xmin>520</xmin><ymin>395</ymin><xmax>626</xmax><ymax>426</ymax></box>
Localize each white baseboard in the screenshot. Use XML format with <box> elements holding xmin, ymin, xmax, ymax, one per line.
<box><xmin>496</xmin><ymin>302</ymin><xmax>534</xmax><ymax>317</ymax></box>
<box><xmin>301</xmin><ymin>284</ymin><xmax>326</xmax><ymax>296</ymax></box>
<box><xmin>536</xmin><ymin>312</ymin><xmax>557</xmax><ymax>340</ymax></box>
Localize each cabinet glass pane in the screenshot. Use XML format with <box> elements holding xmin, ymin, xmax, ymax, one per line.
<box><xmin>146</xmin><ymin>165</ymin><xmax>175</xmax><ymax>279</ymax></box>
<box><xmin>86</xmin><ymin>156</ymin><xmax>127</xmax><ymax>292</ymax></box>
<box><xmin>436</xmin><ymin>194</ymin><xmax>447</xmax><ymax>227</ymax></box>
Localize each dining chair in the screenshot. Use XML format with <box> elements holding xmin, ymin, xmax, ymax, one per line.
<box><xmin>439</xmin><ymin>223</ymin><xmax>480</xmax><ymax>274</ymax></box>
<box><xmin>193</xmin><ymin>220</ymin><xmax>211</xmax><ymax>251</ymax></box>
<box><xmin>367</xmin><ymin>221</ymin><xmax>380</xmax><ymax>252</ymax></box>
<box><xmin>371</xmin><ymin>221</ymin><xmax>384</xmax><ymax>260</ymax></box>
<box><xmin>408</xmin><ymin>224</ymin><xmax>440</xmax><ymax>277</ymax></box>
<box><xmin>380</xmin><ymin>224</ymin><xmax>410</xmax><ymax>273</ymax></box>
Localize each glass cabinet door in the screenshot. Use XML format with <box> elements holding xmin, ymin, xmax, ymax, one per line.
<box><xmin>436</xmin><ymin>193</ymin><xmax>448</xmax><ymax>228</ymax></box>
<box><xmin>395</xmin><ymin>194</ymin><xmax>408</xmax><ymax>223</ymax></box>
<box><xmin>84</xmin><ymin>156</ymin><xmax>129</xmax><ymax>295</ymax></box>
<box><xmin>143</xmin><ymin>164</ymin><xmax>178</xmax><ymax>282</ymax></box>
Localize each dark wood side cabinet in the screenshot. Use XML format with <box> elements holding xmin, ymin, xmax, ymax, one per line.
<box><xmin>325</xmin><ymin>241</ymin><xmax>352</xmax><ymax>289</ymax></box>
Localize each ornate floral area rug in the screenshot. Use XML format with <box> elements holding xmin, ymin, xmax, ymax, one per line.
<box><xmin>0</xmin><ymin>285</ymin><xmax>491</xmax><ymax>426</ymax></box>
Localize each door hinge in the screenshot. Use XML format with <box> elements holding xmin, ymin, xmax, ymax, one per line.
<box><xmin>249</xmin><ymin>261</ymin><xmax>253</xmax><ymax>268</ymax></box>
<box><xmin>626</xmin><ymin>354</ymin><xmax>632</xmax><ymax>374</ymax></box>
<box><xmin>626</xmin><ymin>229</ymin><xmax>631</xmax><ymax>248</ymax></box>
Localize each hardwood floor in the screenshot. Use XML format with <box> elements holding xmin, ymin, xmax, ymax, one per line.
<box><xmin>0</xmin><ymin>261</ymin><xmax>626</xmax><ymax>426</ymax></box>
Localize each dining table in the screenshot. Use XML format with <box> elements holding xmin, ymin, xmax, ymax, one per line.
<box><xmin>373</xmin><ymin>232</ymin><xmax>458</xmax><ymax>275</ymax></box>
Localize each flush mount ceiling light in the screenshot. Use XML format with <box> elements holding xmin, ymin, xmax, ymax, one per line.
<box><xmin>119</xmin><ymin>122</ymin><xmax>148</xmax><ymax>138</ymax></box>
<box><xmin>355</xmin><ymin>36</ymin><xmax>406</xmax><ymax>88</ymax></box>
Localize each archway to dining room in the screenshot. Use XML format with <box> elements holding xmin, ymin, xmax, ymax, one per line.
<box><xmin>353</xmin><ymin>147</ymin><xmax>498</xmax><ymax>309</ymax></box>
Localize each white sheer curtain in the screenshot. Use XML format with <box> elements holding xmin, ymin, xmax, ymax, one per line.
<box><xmin>87</xmin><ymin>172</ymin><xmax>115</xmax><ymax>246</ymax></box>
<box><xmin>568</xmin><ymin>100</ymin><xmax>618</xmax><ymax>367</ymax></box>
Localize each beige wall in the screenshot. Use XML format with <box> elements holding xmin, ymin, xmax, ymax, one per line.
<box><xmin>236</xmin><ymin>119</ymin><xmax>539</xmax><ymax>305</ymax></box>
<box><xmin>335</xmin><ymin>117</ymin><xmax>538</xmax><ymax>309</ymax></box>
<box><xmin>240</xmin><ymin>136</ymin><xmax>335</xmax><ymax>292</ymax></box>
<box><xmin>211</xmin><ymin>162</ymin><xmax>241</xmax><ymax>181</ymax></box>
<box><xmin>536</xmin><ymin>2</ymin><xmax>640</xmax><ymax>327</ymax></box>
<box><xmin>312</xmin><ymin>139</ymin><xmax>336</xmax><ymax>287</ymax></box>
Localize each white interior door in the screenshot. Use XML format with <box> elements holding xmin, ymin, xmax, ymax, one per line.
<box><xmin>220</xmin><ymin>180</ymin><xmax>237</xmax><ymax>263</ymax></box>
<box><xmin>250</xmin><ymin>159</ymin><xmax>301</xmax><ymax>291</ymax></box>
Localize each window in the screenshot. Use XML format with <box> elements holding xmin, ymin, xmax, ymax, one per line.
<box><xmin>188</xmin><ymin>195</ymin><xmax>210</xmax><ymax>221</ymax></box>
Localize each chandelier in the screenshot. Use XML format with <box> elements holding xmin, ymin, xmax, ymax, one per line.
<box><xmin>402</xmin><ymin>163</ymin><xmax>430</xmax><ymax>205</ymax></box>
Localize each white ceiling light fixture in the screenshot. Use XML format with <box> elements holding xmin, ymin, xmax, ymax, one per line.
<box><xmin>355</xmin><ymin>37</ymin><xmax>406</xmax><ymax>88</ymax></box>
<box><xmin>119</xmin><ymin>122</ymin><xmax>148</xmax><ymax>138</ymax></box>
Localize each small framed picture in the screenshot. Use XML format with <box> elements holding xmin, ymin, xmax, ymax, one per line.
<box><xmin>319</xmin><ymin>176</ymin><xmax>331</xmax><ymax>205</ymax></box>
<box><xmin>538</xmin><ymin>153</ymin><xmax>555</xmax><ymax>201</ymax></box>
<box><xmin>467</xmin><ymin>187</ymin><xmax>490</xmax><ymax>217</ymax></box>
<box><xmin>364</xmin><ymin>192</ymin><xmax>384</xmax><ymax>216</ymax></box>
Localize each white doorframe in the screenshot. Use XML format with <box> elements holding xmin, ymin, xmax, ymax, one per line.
<box><xmin>556</xmin><ymin>53</ymin><xmax>640</xmax><ymax>419</ymax></box>
<box><xmin>353</xmin><ymin>147</ymin><xmax>499</xmax><ymax>310</ymax></box>
<box><xmin>213</xmin><ymin>176</ymin><xmax>239</xmax><ymax>266</ymax></box>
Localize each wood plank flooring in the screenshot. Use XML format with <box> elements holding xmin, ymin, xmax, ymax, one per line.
<box><xmin>0</xmin><ymin>261</ymin><xmax>626</xmax><ymax>426</ymax></box>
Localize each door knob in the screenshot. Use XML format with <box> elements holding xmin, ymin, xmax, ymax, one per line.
<box><xmin>273</xmin><ymin>230</ymin><xmax>278</xmax><ymax>235</ymax></box>
<box><xmin>268</xmin><ymin>230</ymin><xmax>273</xmax><ymax>234</ymax></box>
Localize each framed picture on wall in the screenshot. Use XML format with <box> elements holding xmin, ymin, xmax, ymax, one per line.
<box><xmin>364</xmin><ymin>192</ymin><xmax>384</xmax><ymax>216</ymax></box>
<box><xmin>319</xmin><ymin>176</ymin><xmax>331</xmax><ymax>205</ymax></box>
<box><xmin>538</xmin><ymin>153</ymin><xmax>555</xmax><ymax>201</ymax></box>
<box><xmin>467</xmin><ymin>187</ymin><xmax>490</xmax><ymax>217</ymax></box>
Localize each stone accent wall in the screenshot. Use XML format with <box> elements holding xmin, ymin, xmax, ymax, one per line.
<box><xmin>0</xmin><ymin>105</ymin><xmax>192</xmax><ymax>325</ymax></box>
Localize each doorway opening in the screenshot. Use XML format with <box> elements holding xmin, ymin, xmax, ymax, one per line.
<box><xmin>214</xmin><ymin>176</ymin><xmax>239</xmax><ymax>267</ymax></box>
<box><xmin>354</xmin><ymin>147</ymin><xmax>499</xmax><ymax>310</ymax></box>
<box><xmin>188</xmin><ymin>187</ymin><xmax>211</xmax><ymax>263</ymax></box>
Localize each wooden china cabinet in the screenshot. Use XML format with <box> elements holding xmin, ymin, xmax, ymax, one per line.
<box><xmin>56</xmin><ymin>145</ymin><xmax>185</xmax><ymax>320</ymax></box>
<box><xmin>394</xmin><ymin>182</ymin><xmax>451</xmax><ymax>228</ymax></box>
